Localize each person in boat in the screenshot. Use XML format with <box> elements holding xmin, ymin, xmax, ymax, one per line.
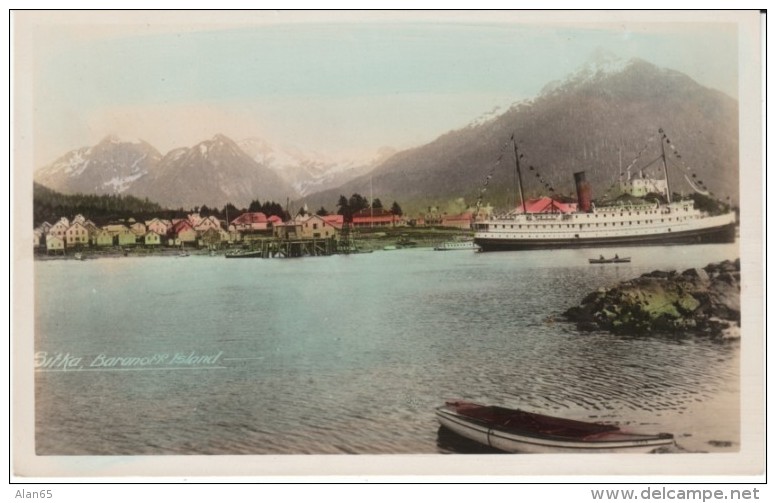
<box><xmin>615</xmin><ymin>254</ymin><xmax>619</xmax><ymax>259</ymax></box>
<box><xmin>599</xmin><ymin>255</ymin><xmax>604</xmax><ymax>260</ymax></box>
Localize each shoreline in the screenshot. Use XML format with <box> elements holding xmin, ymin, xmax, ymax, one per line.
<box><xmin>33</xmin><ymin>228</ymin><xmax>475</xmax><ymax>260</ymax></box>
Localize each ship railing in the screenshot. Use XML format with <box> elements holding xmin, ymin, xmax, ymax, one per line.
<box><xmin>526</xmin><ymin>213</ymin><xmax>563</xmax><ymax>221</ymax></box>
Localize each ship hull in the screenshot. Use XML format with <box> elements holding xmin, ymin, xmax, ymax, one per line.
<box><xmin>475</xmin><ymin>222</ymin><xmax>736</xmax><ymax>252</ymax></box>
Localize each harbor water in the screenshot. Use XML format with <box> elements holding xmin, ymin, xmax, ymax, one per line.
<box><xmin>34</xmin><ymin>243</ymin><xmax>740</xmax><ymax>455</ymax></box>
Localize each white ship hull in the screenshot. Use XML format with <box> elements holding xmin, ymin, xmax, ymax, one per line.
<box><xmin>474</xmin><ymin>202</ymin><xmax>736</xmax><ymax>252</ymax></box>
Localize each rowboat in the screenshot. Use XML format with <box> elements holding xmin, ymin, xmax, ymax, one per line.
<box><xmin>436</xmin><ymin>401</ymin><xmax>674</xmax><ymax>453</ymax></box>
<box><xmin>589</xmin><ymin>256</ymin><xmax>631</xmax><ymax>264</ymax></box>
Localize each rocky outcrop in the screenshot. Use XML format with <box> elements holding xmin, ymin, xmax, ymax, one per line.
<box><xmin>563</xmin><ymin>259</ymin><xmax>740</xmax><ymax>338</ymax></box>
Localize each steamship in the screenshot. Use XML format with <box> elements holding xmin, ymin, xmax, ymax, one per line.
<box><xmin>473</xmin><ymin>134</ymin><xmax>737</xmax><ymax>252</ymax></box>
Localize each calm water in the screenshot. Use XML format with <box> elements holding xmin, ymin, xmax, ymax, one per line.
<box><xmin>34</xmin><ymin>243</ymin><xmax>740</xmax><ymax>455</ymax></box>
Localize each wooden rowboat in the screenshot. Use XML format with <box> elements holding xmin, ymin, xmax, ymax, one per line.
<box><xmin>589</xmin><ymin>256</ymin><xmax>631</xmax><ymax>264</ymax></box>
<box><xmin>436</xmin><ymin>400</ymin><xmax>674</xmax><ymax>454</ymax></box>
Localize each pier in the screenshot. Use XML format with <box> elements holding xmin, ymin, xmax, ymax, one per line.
<box><xmin>230</xmin><ymin>237</ymin><xmax>341</xmax><ymax>258</ymax></box>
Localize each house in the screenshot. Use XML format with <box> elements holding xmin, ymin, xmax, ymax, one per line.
<box><xmin>199</xmin><ymin>228</ymin><xmax>229</xmax><ymax>248</ymax></box>
<box><xmin>46</xmin><ymin>234</ymin><xmax>65</xmax><ymax>253</ymax></box>
<box><xmin>145</xmin><ymin>218</ymin><xmax>171</xmax><ymax>236</ymax></box>
<box><xmin>72</xmin><ymin>214</ymin><xmax>87</xmax><ymax>225</ymax></box>
<box><xmin>299</xmin><ymin>214</ymin><xmax>341</xmax><ymax>239</ymax></box>
<box><xmin>39</xmin><ymin>221</ymin><xmax>52</xmax><ymax>234</ymax></box>
<box><xmin>83</xmin><ymin>222</ymin><xmax>100</xmax><ymax>243</ymax></box>
<box><xmin>441</xmin><ymin>213</ymin><xmax>473</xmax><ymax>230</ymax></box>
<box><xmin>65</xmin><ymin>222</ymin><xmax>90</xmax><ymax>247</ymax></box>
<box><xmin>351</xmin><ymin>208</ymin><xmax>401</xmax><ymax>228</ymax></box>
<box><xmin>187</xmin><ymin>213</ymin><xmax>204</xmax><ymax>227</ymax></box>
<box><xmin>267</xmin><ymin>215</ymin><xmax>283</xmax><ymax>227</ymax></box>
<box><xmin>130</xmin><ymin>222</ymin><xmax>147</xmax><ymax>237</ymax></box>
<box><xmin>48</xmin><ymin>219</ymin><xmax>70</xmax><ymax>239</ymax></box>
<box><xmin>117</xmin><ymin>228</ymin><xmax>138</xmax><ymax>246</ymax></box>
<box><xmin>94</xmin><ymin>229</ymin><xmax>113</xmax><ymax>247</ymax></box>
<box><xmin>144</xmin><ymin>231</ymin><xmax>162</xmax><ymax>246</ymax></box>
<box><xmin>170</xmin><ymin>220</ymin><xmax>197</xmax><ymax>245</ymax></box>
<box><xmin>194</xmin><ymin>215</ymin><xmax>222</xmax><ymax>234</ymax></box>
<box><xmin>273</xmin><ymin>221</ymin><xmax>302</xmax><ymax>240</ymax></box>
<box><xmin>33</xmin><ymin>229</ymin><xmax>43</xmax><ymax>248</ymax></box>
<box><xmin>231</xmin><ymin>212</ymin><xmax>269</xmax><ymax>231</ymax></box>
<box><xmin>103</xmin><ymin>224</ymin><xmax>130</xmax><ymax>236</ymax></box>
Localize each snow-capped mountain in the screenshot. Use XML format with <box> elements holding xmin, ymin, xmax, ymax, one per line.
<box><xmin>34</xmin><ymin>133</ymin><xmax>395</xmax><ymax>209</ymax></box>
<box><xmin>130</xmin><ymin>134</ymin><xmax>299</xmax><ymax>209</ymax></box>
<box><xmin>34</xmin><ymin>135</ymin><xmax>162</xmax><ymax>196</ymax></box>
<box><xmin>298</xmin><ymin>57</ymin><xmax>739</xmax><ymax>214</ymax></box>
<box><xmin>238</xmin><ymin>137</ymin><xmax>396</xmax><ymax>197</ymax></box>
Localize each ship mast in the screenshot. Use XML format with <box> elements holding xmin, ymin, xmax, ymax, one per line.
<box><xmin>512</xmin><ymin>135</ymin><xmax>527</xmax><ymax>214</ymax></box>
<box><xmin>659</xmin><ymin>130</ymin><xmax>673</xmax><ymax>203</ymax></box>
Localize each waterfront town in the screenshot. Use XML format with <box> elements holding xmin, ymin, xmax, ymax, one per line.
<box><xmin>33</xmin><ymin>204</ymin><xmax>494</xmax><ymax>256</ymax></box>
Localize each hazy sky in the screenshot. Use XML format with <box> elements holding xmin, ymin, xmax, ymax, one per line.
<box><xmin>23</xmin><ymin>11</ymin><xmax>742</xmax><ymax>168</ymax></box>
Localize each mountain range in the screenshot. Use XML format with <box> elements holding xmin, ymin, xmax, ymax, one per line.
<box><xmin>34</xmin><ymin>133</ymin><xmax>392</xmax><ymax>210</ymax></box>
<box><xmin>34</xmin><ymin>57</ymin><xmax>739</xmax><ymax>215</ymax></box>
<box><xmin>295</xmin><ymin>57</ymin><xmax>738</xmax><ymax>215</ymax></box>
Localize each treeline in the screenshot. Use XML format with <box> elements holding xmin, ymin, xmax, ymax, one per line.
<box><xmin>33</xmin><ymin>183</ymin><xmax>167</xmax><ymax>226</ymax></box>
<box><xmin>33</xmin><ymin>183</ymin><xmax>292</xmax><ymax>226</ymax></box>
<box><xmin>33</xmin><ymin>183</ymin><xmax>410</xmax><ymax>228</ymax></box>
<box><xmin>332</xmin><ymin>193</ymin><xmax>402</xmax><ymax>222</ymax></box>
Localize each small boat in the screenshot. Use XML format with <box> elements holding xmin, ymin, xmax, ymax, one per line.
<box><xmin>396</xmin><ymin>236</ymin><xmax>418</xmax><ymax>248</ymax></box>
<box><xmin>436</xmin><ymin>400</ymin><xmax>674</xmax><ymax>454</ymax></box>
<box><xmin>434</xmin><ymin>240</ymin><xmax>480</xmax><ymax>251</ymax></box>
<box><xmin>225</xmin><ymin>249</ymin><xmax>263</xmax><ymax>258</ymax></box>
<box><xmin>178</xmin><ymin>250</ymin><xmax>190</xmax><ymax>257</ymax></box>
<box><xmin>589</xmin><ymin>255</ymin><xmax>631</xmax><ymax>264</ymax></box>
<box><xmin>73</xmin><ymin>252</ymin><xmax>85</xmax><ymax>261</ymax></box>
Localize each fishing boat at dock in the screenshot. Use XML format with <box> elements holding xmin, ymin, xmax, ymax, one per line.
<box><xmin>473</xmin><ymin>131</ymin><xmax>737</xmax><ymax>252</ymax></box>
<box><xmin>225</xmin><ymin>249</ymin><xmax>263</xmax><ymax>258</ymax></box>
<box><xmin>436</xmin><ymin>400</ymin><xmax>675</xmax><ymax>454</ymax></box>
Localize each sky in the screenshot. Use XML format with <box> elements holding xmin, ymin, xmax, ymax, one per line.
<box><xmin>20</xmin><ymin>11</ymin><xmax>745</xmax><ymax>169</ymax></box>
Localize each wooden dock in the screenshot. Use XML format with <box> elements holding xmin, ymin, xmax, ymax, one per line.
<box><xmin>242</xmin><ymin>237</ymin><xmax>340</xmax><ymax>258</ymax></box>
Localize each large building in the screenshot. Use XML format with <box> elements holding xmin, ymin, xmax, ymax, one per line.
<box><xmin>351</xmin><ymin>208</ymin><xmax>401</xmax><ymax>228</ymax></box>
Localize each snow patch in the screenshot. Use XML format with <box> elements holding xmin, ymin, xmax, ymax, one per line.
<box><xmin>108</xmin><ymin>135</ymin><xmax>143</xmax><ymax>145</ymax></box>
<box><xmin>199</xmin><ymin>144</ymin><xmax>208</xmax><ymax>156</ymax></box>
<box><xmin>130</xmin><ymin>154</ymin><xmax>148</xmax><ymax>170</ymax></box>
<box><xmin>63</xmin><ymin>153</ymin><xmax>89</xmax><ymax>177</ymax></box>
<box><xmin>102</xmin><ymin>171</ymin><xmax>146</xmax><ymax>193</ymax></box>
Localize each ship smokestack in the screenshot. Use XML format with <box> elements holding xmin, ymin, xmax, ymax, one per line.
<box><xmin>574</xmin><ymin>171</ymin><xmax>592</xmax><ymax>212</ymax></box>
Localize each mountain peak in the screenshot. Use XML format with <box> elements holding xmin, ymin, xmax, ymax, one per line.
<box><xmin>209</xmin><ymin>133</ymin><xmax>236</xmax><ymax>145</ymax></box>
<box><xmin>99</xmin><ymin>134</ymin><xmax>145</xmax><ymax>146</ymax></box>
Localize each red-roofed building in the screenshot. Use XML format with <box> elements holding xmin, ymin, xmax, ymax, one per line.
<box><xmin>351</xmin><ymin>208</ymin><xmax>401</xmax><ymax>228</ymax></box>
<box><xmin>230</xmin><ymin>212</ymin><xmax>269</xmax><ymax>231</ymax></box>
<box><xmin>267</xmin><ymin>215</ymin><xmax>283</xmax><ymax>226</ymax></box>
<box><xmin>194</xmin><ymin>215</ymin><xmax>222</xmax><ymax>234</ymax></box>
<box><xmin>321</xmin><ymin>214</ymin><xmax>344</xmax><ymax>228</ymax></box>
<box><xmin>170</xmin><ymin>220</ymin><xmax>197</xmax><ymax>245</ymax></box>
